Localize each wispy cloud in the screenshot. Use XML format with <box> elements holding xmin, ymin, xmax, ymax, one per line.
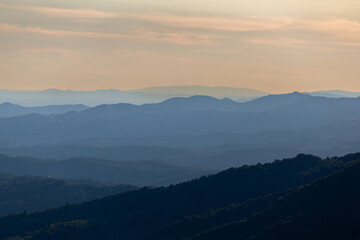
<box><xmin>17</xmin><ymin>47</ymin><xmax>80</xmax><ymax>57</ymax></box>
<box><xmin>247</xmin><ymin>38</ymin><xmax>310</xmax><ymax>47</ymax></box>
<box><xmin>246</xmin><ymin>37</ymin><xmax>360</xmax><ymax>54</ymax></box>
<box><xmin>293</xmin><ymin>18</ymin><xmax>360</xmax><ymax>40</ymax></box>
<box><xmin>247</xmin><ymin>18</ymin><xmax>360</xmax><ymax>48</ymax></box>
<box><xmin>133</xmin><ymin>28</ymin><xmax>216</xmax><ymax>45</ymax></box>
<box><xmin>0</xmin><ymin>23</ymin><xmax>215</xmax><ymax>45</ymax></box>
<box><xmin>124</xmin><ymin>13</ymin><xmax>294</xmax><ymax>32</ymax></box>
<box><xmin>2</xmin><ymin>3</ymin><xmax>360</xmax><ymax>48</ymax></box>
<box><xmin>0</xmin><ymin>3</ymin><xmax>117</xmax><ymax>19</ymax></box>
<box><xmin>0</xmin><ymin>23</ymin><xmax>131</xmax><ymax>38</ymax></box>
<box><xmin>0</xmin><ymin>3</ymin><xmax>294</xmax><ymax>32</ymax></box>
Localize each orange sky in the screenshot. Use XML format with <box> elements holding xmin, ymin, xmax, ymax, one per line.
<box><xmin>1</xmin><ymin>0</ymin><xmax>360</xmax><ymax>93</ymax></box>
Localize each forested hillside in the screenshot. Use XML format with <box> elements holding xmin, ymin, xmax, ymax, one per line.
<box><xmin>0</xmin><ymin>173</ymin><xmax>136</xmax><ymax>216</ymax></box>
<box><xmin>1</xmin><ymin>153</ymin><xmax>359</xmax><ymax>239</ymax></box>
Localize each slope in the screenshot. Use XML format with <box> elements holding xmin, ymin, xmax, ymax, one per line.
<box><xmin>0</xmin><ymin>173</ymin><xmax>136</xmax><ymax>216</ymax></box>
<box><xmin>0</xmin><ymin>153</ymin><xmax>359</xmax><ymax>239</ymax></box>
<box><xmin>0</xmin><ymin>154</ymin><xmax>211</xmax><ymax>186</ymax></box>
<box><xmin>0</xmin><ymin>102</ymin><xmax>88</xmax><ymax>118</ymax></box>
<box><xmin>188</xmin><ymin>160</ymin><xmax>360</xmax><ymax>240</ymax></box>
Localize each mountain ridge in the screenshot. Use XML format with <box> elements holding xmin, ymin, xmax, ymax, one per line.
<box><xmin>0</xmin><ymin>102</ymin><xmax>89</xmax><ymax>118</ymax></box>
<box><xmin>0</xmin><ymin>86</ymin><xmax>267</xmax><ymax>107</ymax></box>
<box><xmin>1</xmin><ymin>93</ymin><xmax>360</xmax><ymax>152</ymax></box>
<box><xmin>0</xmin><ymin>154</ymin><xmax>213</xmax><ymax>186</ymax></box>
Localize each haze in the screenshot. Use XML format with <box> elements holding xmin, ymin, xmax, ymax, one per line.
<box><xmin>1</xmin><ymin>0</ymin><xmax>360</xmax><ymax>92</ymax></box>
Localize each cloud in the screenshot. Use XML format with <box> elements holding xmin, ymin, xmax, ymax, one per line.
<box><xmin>2</xmin><ymin>3</ymin><xmax>360</xmax><ymax>48</ymax></box>
<box><xmin>246</xmin><ymin>18</ymin><xmax>360</xmax><ymax>48</ymax></box>
<box><xmin>246</xmin><ymin>36</ymin><xmax>360</xmax><ymax>54</ymax></box>
<box><xmin>123</xmin><ymin>13</ymin><xmax>294</xmax><ymax>32</ymax></box>
<box><xmin>0</xmin><ymin>23</ymin><xmax>130</xmax><ymax>38</ymax></box>
<box><xmin>17</xmin><ymin>47</ymin><xmax>80</xmax><ymax>57</ymax></box>
<box><xmin>293</xmin><ymin>18</ymin><xmax>360</xmax><ymax>40</ymax></box>
<box><xmin>0</xmin><ymin>3</ymin><xmax>117</xmax><ymax>19</ymax></box>
<box><xmin>289</xmin><ymin>18</ymin><xmax>360</xmax><ymax>48</ymax></box>
<box><xmin>0</xmin><ymin>3</ymin><xmax>293</xmax><ymax>32</ymax></box>
<box><xmin>2</xmin><ymin>3</ymin><xmax>360</xmax><ymax>37</ymax></box>
<box><xmin>0</xmin><ymin>23</ymin><xmax>214</xmax><ymax>45</ymax></box>
<box><xmin>133</xmin><ymin>28</ymin><xmax>216</xmax><ymax>45</ymax></box>
<box><xmin>247</xmin><ymin>38</ymin><xmax>310</xmax><ymax>47</ymax></box>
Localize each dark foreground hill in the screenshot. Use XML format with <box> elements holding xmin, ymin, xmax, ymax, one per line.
<box><xmin>0</xmin><ymin>173</ymin><xmax>136</xmax><ymax>216</ymax></box>
<box><xmin>188</xmin><ymin>161</ymin><xmax>360</xmax><ymax>240</ymax></box>
<box><xmin>1</xmin><ymin>153</ymin><xmax>359</xmax><ymax>240</ymax></box>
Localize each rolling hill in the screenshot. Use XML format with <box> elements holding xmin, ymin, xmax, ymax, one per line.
<box><xmin>0</xmin><ymin>172</ymin><xmax>136</xmax><ymax>216</ymax></box>
<box><xmin>133</xmin><ymin>86</ymin><xmax>267</xmax><ymax>100</ymax></box>
<box><xmin>308</xmin><ymin>90</ymin><xmax>360</xmax><ymax>98</ymax></box>
<box><xmin>0</xmin><ymin>87</ymin><xmax>266</xmax><ymax>107</ymax></box>
<box><xmin>0</xmin><ymin>102</ymin><xmax>88</xmax><ymax>117</ymax></box>
<box><xmin>0</xmin><ymin>93</ymin><xmax>360</xmax><ymax>149</ymax></box>
<box><xmin>0</xmin><ymin>154</ymin><xmax>212</xmax><ymax>186</ymax></box>
<box><xmin>0</xmin><ymin>153</ymin><xmax>359</xmax><ymax>239</ymax></box>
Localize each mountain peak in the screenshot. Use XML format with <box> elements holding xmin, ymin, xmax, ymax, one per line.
<box><xmin>1</xmin><ymin>102</ymin><xmax>18</xmax><ymax>106</ymax></box>
<box><xmin>222</xmin><ymin>97</ymin><xmax>236</xmax><ymax>102</ymax></box>
<box><xmin>0</xmin><ymin>102</ymin><xmax>23</xmax><ymax>109</ymax></box>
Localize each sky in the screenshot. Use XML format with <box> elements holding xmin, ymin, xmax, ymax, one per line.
<box><xmin>1</xmin><ymin>0</ymin><xmax>360</xmax><ymax>93</ymax></box>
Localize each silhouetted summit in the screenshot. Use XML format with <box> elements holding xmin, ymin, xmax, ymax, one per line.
<box><xmin>149</xmin><ymin>95</ymin><xmax>240</xmax><ymax>112</ymax></box>
<box><xmin>240</xmin><ymin>91</ymin><xmax>312</xmax><ymax>111</ymax></box>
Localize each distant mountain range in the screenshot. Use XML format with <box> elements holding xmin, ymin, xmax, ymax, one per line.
<box><xmin>1</xmin><ymin>87</ymin><xmax>359</xmax><ymax>107</ymax></box>
<box><xmin>0</xmin><ymin>92</ymin><xmax>359</xmax><ymax>141</ymax></box>
<box><xmin>308</xmin><ymin>90</ymin><xmax>360</xmax><ymax>98</ymax></box>
<box><xmin>0</xmin><ymin>86</ymin><xmax>267</xmax><ymax>107</ymax></box>
<box><xmin>132</xmin><ymin>86</ymin><xmax>267</xmax><ymax>101</ymax></box>
<box><xmin>0</xmin><ymin>102</ymin><xmax>88</xmax><ymax>117</ymax></box>
<box><xmin>2</xmin><ymin>91</ymin><xmax>359</xmax><ymax>118</ymax></box>
<box><xmin>7</xmin><ymin>91</ymin><xmax>355</xmax><ymax>119</ymax></box>
<box><xmin>0</xmin><ymin>144</ymin><xmax>308</xmax><ymax>170</ymax></box>
<box><xmin>0</xmin><ymin>92</ymin><xmax>360</xmax><ymax>170</ymax></box>
<box><xmin>0</xmin><ymin>154</ymin><xmax>213</xmax><ymax>186</ymax></box>
<box><xmin>1</xmin><ymin>153</ymin><xmax>359</xmax><ymax>239</ymax></box>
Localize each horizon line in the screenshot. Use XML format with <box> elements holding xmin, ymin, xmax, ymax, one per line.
<box><xmin>0</xmin><ymin>86</ymin><xmax>358</xmax><ymax>94</ymax></box>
